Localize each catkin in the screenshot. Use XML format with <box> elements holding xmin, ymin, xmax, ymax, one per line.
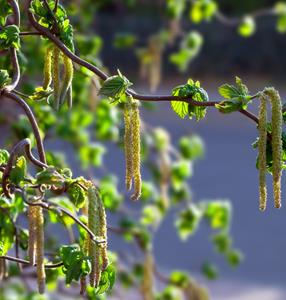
<box><xmin>43</xmin><ymin>47</ymin><xmax>53</xmax><ymax>90</ymax></box>
<box><xmin>52</xmin><ymin>46</ymin><xmax>61</xmax><ymax>110</ymax></box>
<box><xmin>95</xmin><ymin>189</ymin><xmax>109</xmax><ymax>271</ymax></box>
<box><xmin>28</xmin><ymin>205</ymin><xmax>37</xmax><ymax>265</ymax></box>
<box><xmin>60</xmin><ymin>54</ymin><xmax>74</xmax><ymax>105</ymax></box>
<box><xmin>265</xmin><ymin>88</ymin><xmax>282</xmax><ymax>209</ymax></box>
<box><xmin>141</xmin><ymin>251</ymin><xmax>154</xmax><ymax>300</ymax></box>
<box><xmin>87</xmin><ymin>186</ymin><xmax>101</xmax><ymax>287</ymax></box>
<box><xmin>67</xmin><ymin>86</ymin><xmax>73</xmax><ymax>109</ymax></box>
<box><xmin>35</xmin><ymin>206</ymin><xmax>45</xmax><ymax>294</ymax></box>
<box><xmin>124</xmin><ymin>101</ymin><xmax>133</xmax><ymax>191</ymax></box>
<box><xmin>131</xmin><ymin>101</ymin><xmax>142</xmax><ymax>201</ymax></box>
<box><xmin>258</xmin><ymin>94</ymin><xmax>268</xmax><ymax>211</ymax></box>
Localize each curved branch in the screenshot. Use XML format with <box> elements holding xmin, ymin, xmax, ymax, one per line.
<box><xmin>5</xmin><ymin>48</ymin><xmax>20</xmax><ymax>91</ymax></box>
<box><xmin>3</xmin><ymin>91</ymin><xmax>46</xmax><ymax>164</ymax></box>
<box><xmin>8</xmin><ymin>0</ymin><xmax>20</xmax><ymax>27</ymax></box>
<box><xmin>25</xmin><ymin>1</ymin><xmax>261</xmax><ymax>126</ymax></box>
<box><xmin>2</xmin><ymin>139</ymin><xmax>47</xmax><ymax>197</ymax></box>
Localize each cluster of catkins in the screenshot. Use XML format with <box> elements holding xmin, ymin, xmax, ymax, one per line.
<box><xmin>258</xmin><ymin>88</ymin><xmax>282</xmax><ymax>210</ymax></box>
<box><xmin>43</xmin><ymin>45</ymin><xmax>74</xmax><ymax>110</ymax></box>
<box><xmin>86</xmin><ymin>185</ymin><xmax>108</xmax><ymax>288</ymax></box>
<box><xmin>28</xmin><ymin>204</ymin><xmax>45</xmax><ymax>293</ymax></box>
<box><xmin>124</xmin><ymin>97</ymin><xmax>142</xmax><ymax>200</ymax></box>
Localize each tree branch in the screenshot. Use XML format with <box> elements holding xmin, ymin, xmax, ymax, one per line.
<box><xmin>2</xmin><ymin>91</ymin><xmax>47</xmax><ymax>164</ymax></box>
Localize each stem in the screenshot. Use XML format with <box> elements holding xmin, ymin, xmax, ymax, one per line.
<box><xmin>0</xmin><ymin>255</ymin><xmax>63</xmax><ymax>269</ymax></box>
<box><xmin>8</xmin><ymin>0</ymin><xmax>20</xmax><ymax>27</ymax></box>
<box><xmin>3</xmin><ymin>91</ymin><xmax>46</xmax><ymax>164</ymax></box>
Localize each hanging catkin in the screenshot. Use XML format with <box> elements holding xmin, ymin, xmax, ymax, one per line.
<box><xmin>28</xmin><ymin>205</ymin><xmax>37</xmax><ymax>265</ymax></box>
<box><xmin>124</xmin><ymin>100</ymin><xmax>133</xmax><ymax>191</ymax></box>
<box><xmin>95</xmin><ymin>189</ymin><xmax>109</xmax><ymax>271</ymax></box>
<box><xmin>43</xmin><ymin>46</ymin><xmax>52</xmax><ymax>90</ymax></box>
<box><xmin>35</xmin><ymin>206</ymin><xmax>45</xmax><ymax>294</ymax></box>
<box><xmin>59</xmin><ymin>54</ymin><xmax>74</xmax><ymax>105</ymax></box>
<box><xmin>258</xmin><ymin>93</ymin><xmax>268</xmax><ymax>211</ymax></box>
<box><xmin>87</xmin><ymin>185</ymin><xmax>101</xmax><ymax>287</ymax></box>
<box><xmin>52</xmin><ymin>46</ymin><xmax>61</xmax><ymax>110</ymax></box>
<box><xmin>265</xmin><ymin>88</ymin><xmax>282</xmax><ymax>208</ymax></box>
<box><xmin>131</xmin><ymin>100</ymin><xmax>142</xmax><ymax>201</ymax></box>
<box><xmin>141</xmin><ymin>251</ymin><xmax>154</xmax><ymax>300</ymax></box>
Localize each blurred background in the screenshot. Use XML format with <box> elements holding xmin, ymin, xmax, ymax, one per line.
<box><xmin>1</xmin><ymin>0</ymin><xmax>286</xmax><ymax>299</ymax></box>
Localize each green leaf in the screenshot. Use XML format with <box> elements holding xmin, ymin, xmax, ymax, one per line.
<box><xmin>166</xmin><ymin>0</ymin><xmax>186</xmax><ymax>19</ymax></box>
<box><xmin>0</xmin><ymin>25</ymin><xmax>20</xmax><ymax>50</ymax></box>
<box><xmin>171</xmin><ymin>79</ymin><xmax>209</xmax><ymax>121</ymax></box>
<box><xmin>140</xmin><ymin>205</ymin><xmax>162</xmax><ymax>226</ymax></box>
<box><xmin>226</xmin><ymin>249</ymin><xmax>243</xmax><ymax>267</ymax></box>
<box><xmin>238</xmin><ymin>16</ymin><xmax>256</xmax><ymax>37</ymax></box>
<box><xmin>0</xmin><ymin>69</ymin><xmax>11</xmax><ymax>88</ymax></box>
<box><xmin>201</xmin><ymin>262</ymin><xmax>219</xmax><ymax>280</ymax></box>
<box><xmin>216</xmin><ymin>77</ymin><xmax>251</xmax><ymax>113</ymax></box>
<box><xmin>0</xmin><ymin>0</ymin><xmax>13</xmax><ymax>26</ymax></box>
<box><xmin>190</xmin><ymin>0</ymin><xmax>217</xmax><ymax>23</ymax></box>
<box><xmin>169</xmin><ymin>271</ymin><xmax>190</xmax><ymax>288</ymax></box>
<box><xmin>36</xmin><ymin>167</ymin><xmax>65</xmax><ymax>187</ymax></box>
<box><xmin>175</xmin><ymin>204</ymin><xmax>203</xmax><ymax>240</ymax></box>
<box><xmin>170</xmin><ymin>101</ymin><xmax>189</xmax><ymax>119</ymax></box>
<box><xmin>29</xmin><ymin>86</ymin><xmax>53</xmax><ymax>102</ymax></box>
<box><xmin>212</xmin><ymin>233</ymin><xmax>232</xmax><ymax>254</ymax></box>
<box><xmin>66</xmin><ymin>180</ymin><xmax>87</xmax><ymax>209</ymax></box>
<box><xmin>114</xmin><ymin>33</ymin><xmax>137</xmax><ymax>49</ymax></box>
<box><xmin>0</xmin><ymin>149</ymin><xmax>9</xmax><ymax>165</ymax></box>
<box><xmin>179</xmin><ymin>135</ymin><xmax>205</xmax><ymax>160</ymax></box>
<box><xmin>94</xmin><ymin>264</ymin><xmax>116</xmax><ymax>295</ymax></box>
<box><xmin>99</xmin><ymin>71</ymin><xmax>132</xmax><ymax>103</ymax></box>
<box><xmin>204</xmin><ymin>201</ymin><xmax>231</xmax><ymax>230</ymax></box>
<box><xmin>59</xmin><ymin>244</ymin><xmax>91</xmax><ymax>285</ymax></box>
<box><xmin>10</xmin><ymin>156</ymin><xmax>27</xmax><ymax>185</ymax></box>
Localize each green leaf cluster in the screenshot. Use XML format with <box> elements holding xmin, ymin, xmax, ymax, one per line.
<box><xmin>0</xmin><ymin>25</ymin><xmax>20</xmax><ymax>50</ymax></box>
<box><xmin>216</xmin><ymin>77</ymin><xmax>252</xmax><ymax>113</ymax></box>
<box><xmin>171</xmin><ymin>79</ymin><xmax>209</xmax><ymax>121</ymax></box>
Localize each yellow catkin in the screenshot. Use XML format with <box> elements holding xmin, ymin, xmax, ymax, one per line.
<box><xmin>258</xmin><ymin>94</ymin><xmax>268</xmax><ymax>211</ymax></box>
<box><xmin>185</xmin><ymin>281</ymin><xmax>209</xmax><ymax>300</ymax></box>
<box><xmin>52</xmin><ymin>46</ymin><xmax>61</xmax><ymax>110</ymax></box>
<box><xmin>35</xmin><ymin>206</ymin><xmax>45</xmax><ymax>294</ymax></box>
<box><xmin>265</xmin><ymin>88</ymin><xmax>282</xmax><ymax>208</ymax></box>
<box><xmin>141</xmin><ymin>251</ymin><xmax>154</xmax><ymax>300</ymax></box>
<box><xmin>87</xmin><ymin>186</ymin><xmax>101</xmax><ymax>287</ymax></box>
<box><xmin>131</xmin><ymin>101</ymin><xmax>142</xmax><ymax>201</ymax></box>
<box><xmin>95</xmin><ymin>189</ymin><xmax>109</xmax><ymax>271</ymax></box>
<box><xmin>43</xmin><ymin>47</ymin><xmax>53</xmax><ymax>90</ymax></box>
<box><xmin>124</xmin><ymin>101</ymin><xmax>133</xmax><ymax>191</ymax></box>
<box><xmin>60</xmin><ymin>54</ymin><xmax>74</xmax><ymax>105</ymax></box>
<box><xmin>28</xmin><ymin>205</ymin><xmax>37</xmax><ymax>265</ymax></box>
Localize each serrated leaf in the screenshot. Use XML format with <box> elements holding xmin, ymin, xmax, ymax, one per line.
<box><xmin>10</xmin><ymin>156</ymin><xmax>27</xmax><ymax>185</ymax></box>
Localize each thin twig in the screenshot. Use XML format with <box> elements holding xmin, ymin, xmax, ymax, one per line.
<box><xmin>0</xmin><ymin>255</ymin><xmax>63</xmax><ymax>269</ymax></box>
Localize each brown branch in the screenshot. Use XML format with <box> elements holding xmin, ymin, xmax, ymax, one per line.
<box><xmin>25</xmin><ymin>0</ymin><xmax>261</xmax><ymax>126</ymax></box>
<box><xmin>3</xmin><ymin>91</ymin><xmax>47</xmax><ymax>164</ymax></box>
<box><xmin>8</xmin><ymin>0</ymin><xmax>20</xmax><ymax>27</ymax></box>
<box><xmin>1</xmin><ymin>255</ymin><xmax>63</xmax><ymax>269</ymax></box>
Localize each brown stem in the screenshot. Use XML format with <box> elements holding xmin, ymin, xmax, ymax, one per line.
<box><xmin>0</xmin><ymin>255</ymin><xmax>63</xmax><ymax>269</ymax></box>
<box><xmin>3</xmin><ymin>91</ymin><xmax>46</xmax><ymax>164</ymax></box>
